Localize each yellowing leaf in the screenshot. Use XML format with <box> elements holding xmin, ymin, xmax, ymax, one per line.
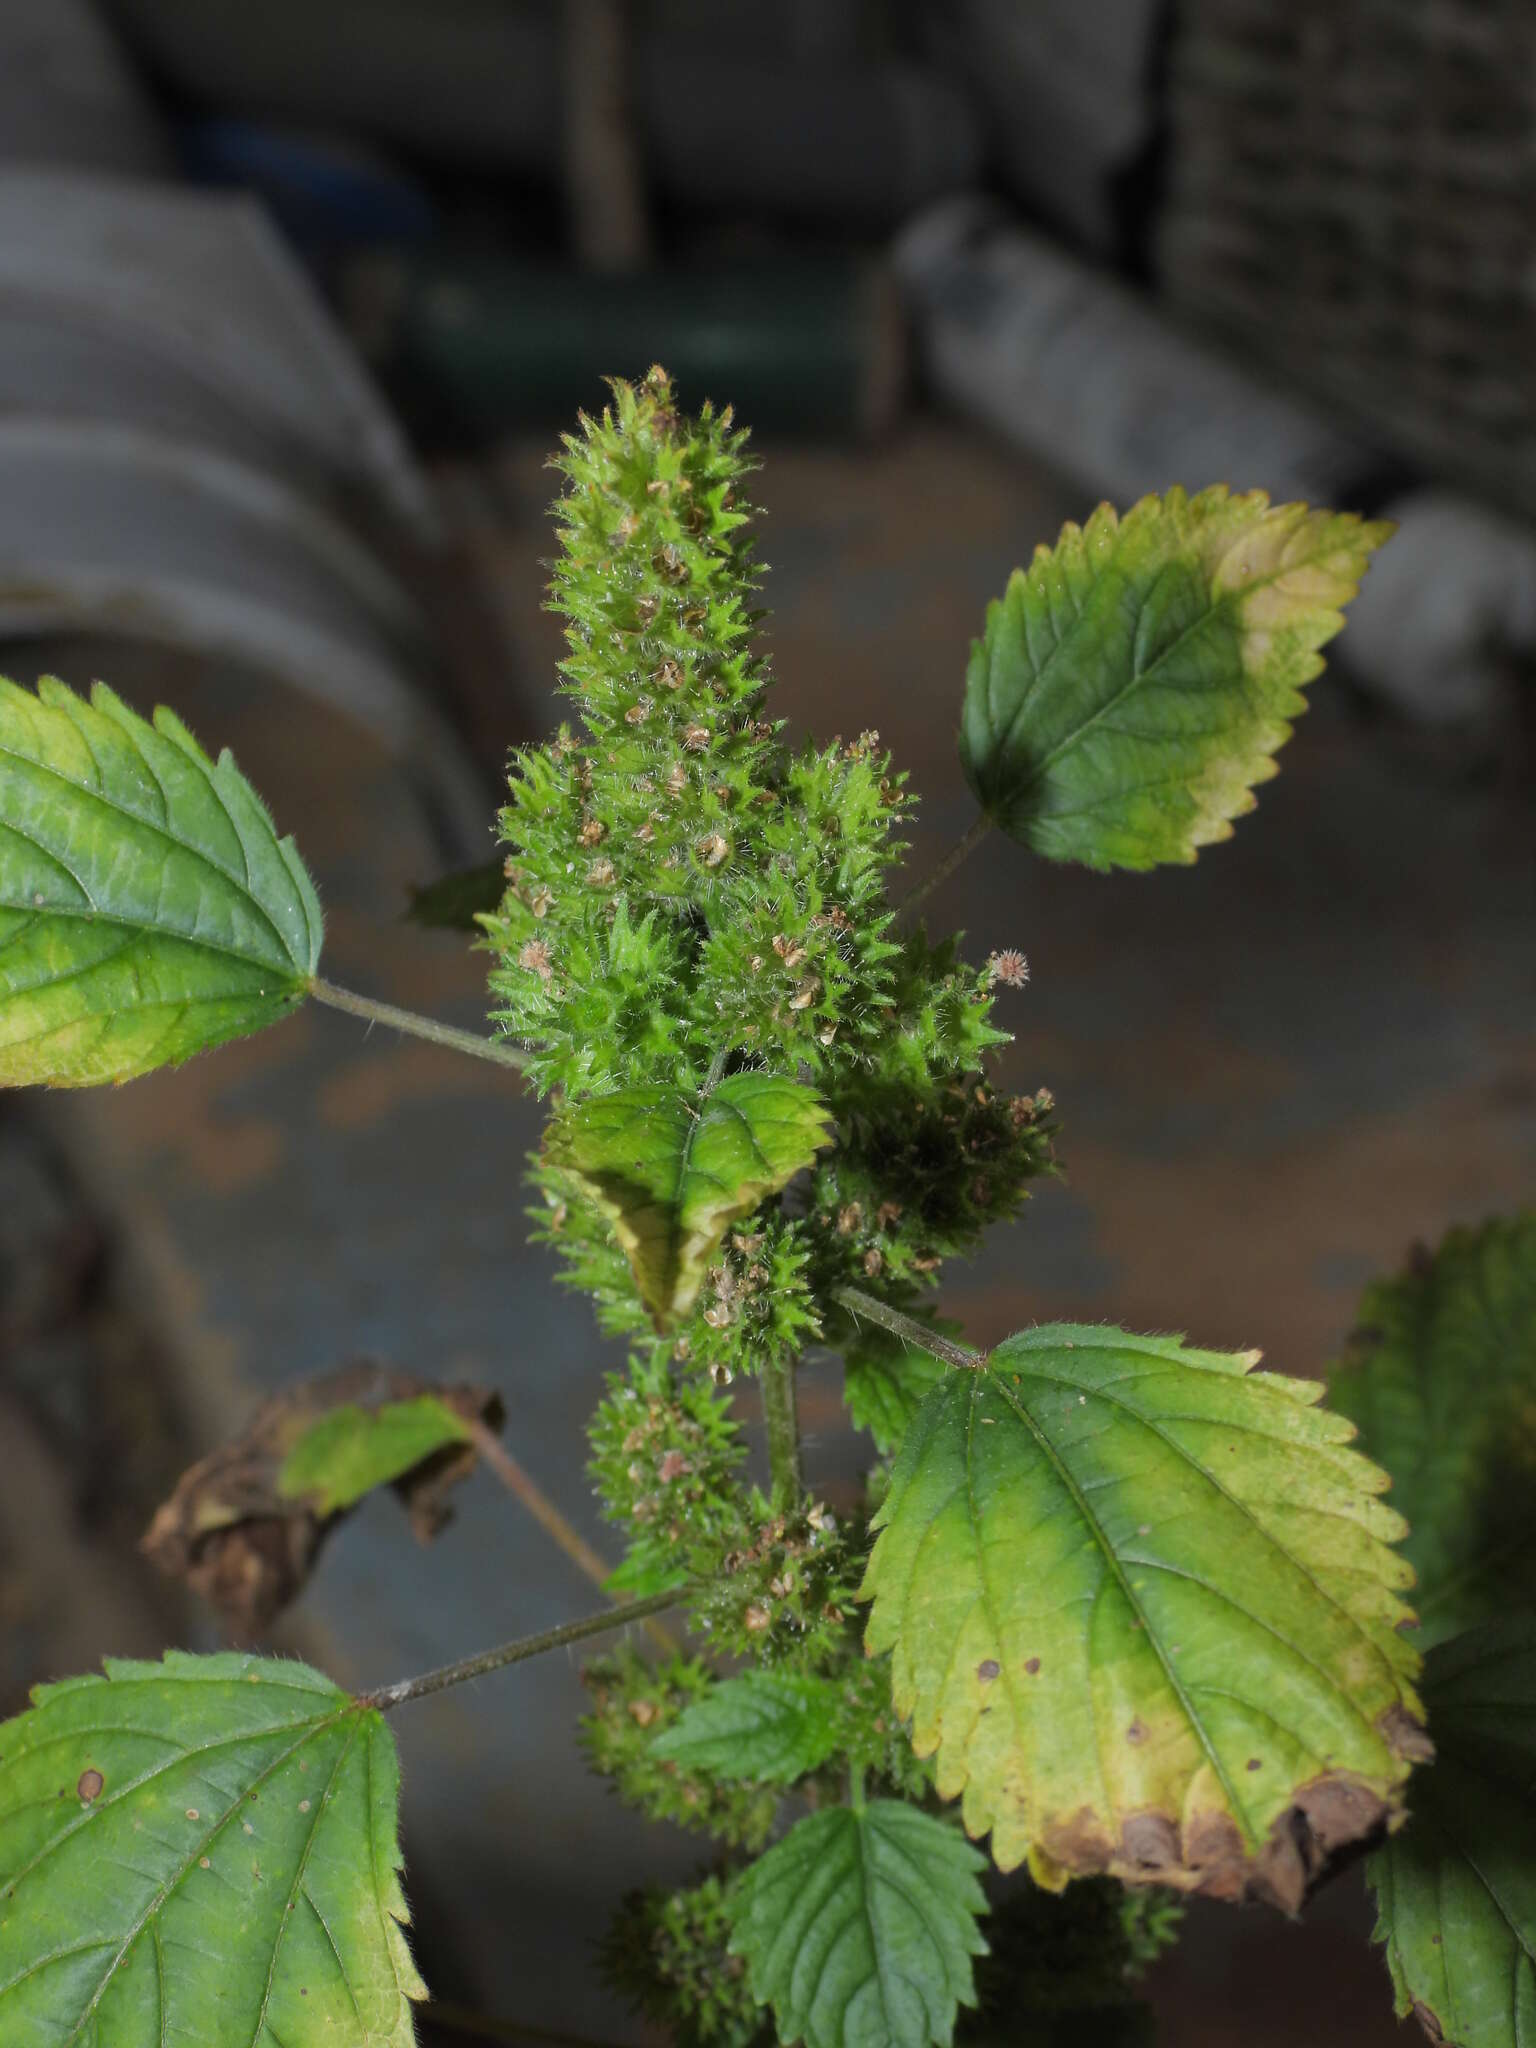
<box><xmin>861</xmin><ymin>1325</ymin><xmax>1428</xmax><ymax>1906</ymax></box>
<box><xmin>543</xmin><ymin>1073</ymin><xmax>832</xmax><ymax>1330</ymax></box>
<box><xmin>960</xmin><ymin>489</ymin><xmax>1390</xmax><ymax>871</ymax></box>
<box><xmin>0</xmin><ymin>678</ymin><xmax>321</xmax><ymax>1084</ymax></box>
<box><xmin>0</xmin><ymin>1651</ymin><xmax>423</xmax><ymax>2045</ymax></box>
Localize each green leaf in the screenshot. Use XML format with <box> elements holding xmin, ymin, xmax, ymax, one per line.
<box><xmin>844</xmin><ymin>1328</ymin><xmax>950</xmax><ymax>1455</ymax></box>
<box><xmin>543</xmin><ymin>1073</ymin><xmax>833</xmax><ymax>1330</ymax></box>
<box><xmin>730</xmin><ymin>1801</ymin><xmax>988</xmax><ymax>2048</ymax></box>
<box><xmin>278</xmin><ymin>1394</ymin><xmax>475</xmax><ymax>1515</ymax></box>
<box><xmin>960</xmin><ymin>489</ymin><xmax>1390</xmax><ymax>871</ymax></box>
<box><xmin>0</xmin><ymin>1650</ymin><xmax>424</xmax><ymax>2044</ymax></box>
<box><xmin>651</xmin><ymin>1672</ymin><xmax>842</xmax><ymax>1784</ymax></box>
<box><xmin>861</xmin><ymin>1325</ymin><xmax>1427</xmax><ymax>1905</ymax></box>
<box><xmin>404</xmin><ymin>860</ymin><xmax>504</xmax><ymax>932</ymax></box>
<box><xmin>1330</xmin><ymin>1214</ymin><xmax>1536</xmax><ymax>1647</ymax></box>
<box><xmin>1367</xmin><ymin>1620</ymin><xmax>1536</xmax><ymax>2048</ymax></box>
<box><xmin>0</xmin><ymin>677</ymin><xmax>322</xmax><ymax>1085</ymax></box>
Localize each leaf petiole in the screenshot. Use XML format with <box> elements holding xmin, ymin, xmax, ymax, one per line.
<box><xmin>310</xmin><ymin>977</ymin><xmax>529</xmax><ymax>1071</ymax></box>
<box><xmin>361</xmin><ymin>1589</ymin><xmax>683</xmax><ymax>1710</ymax></box>
<box><xmin>897</xmin><ymin>814</ymin><xmax>994</xmax><ymax>917</ymax></box>
<box><xmin>832</xmin><ymin>1285</ymin><xmax>984</xmax><ymax>1371</ymax></box>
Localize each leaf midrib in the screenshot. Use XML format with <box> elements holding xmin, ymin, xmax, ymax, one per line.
<box><xmin>1016</xmin><ymin>1357</ymin><xmax>1408</xmax><ymax>1720</ymax></box>
<box><xmin>0</xmin><ymin>741</ymin><xmax>302</xmax><ymax>973</ymax></box>
<box><xmin>0</xmin><ymin>894</ymin><xmax>307</xmax><ymax>982</ymax></box>
<box><xmin>990</xmin><ymin>506</ymin><xmax>1317</xmax><ymax>804</ymax></box>
<box><xmin>1002</xmin><ymin>573</ymin><xmax>1246</xmax><ymax>796</ymax></box>
<box><xmin>40</xmin><ymin>1707</ymin><xmax>355</xmax><ymax>2044</ymax></box>
<box><xmin>0</xmin><ymin>1713</ymin><xmax>339</xmax><ymax>1900</ymax></box>
<box><xmin>984</xmin><ymin>1368</ymin><xmax>1256</xmax><ymax>1846</ymax></box>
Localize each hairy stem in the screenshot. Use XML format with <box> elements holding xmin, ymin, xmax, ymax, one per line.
<box><xmin>760</xmin><ymin>1352</ymin><xmax>803</xmax><ymax>1508</ymax></box>
<box><xmin>832</xmin><ymin>1285</ymin><xmax>984</xmax><ymax>1371</ymax></box>
<box><xmin>898</xmin><ymin>814</ymin><xmax>994</xmax><ymax>916</ymax></box>
<box><xmin>364</xmin><ymin>1590</ymin><xmax>681</xmax><ymax>1710</ymax></box>
<box><xmin>310</xmin><ymin>978</ymin><xmax>528</xmax><ymax>1072</ymax></box>
<box><xmin>466</xmin><ymin>1417</ymin><xmax>675</xmax><ymax>1652</ymax></box>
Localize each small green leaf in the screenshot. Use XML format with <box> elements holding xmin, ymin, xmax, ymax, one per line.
<box><xmin>960</xmin><ymin>489</ymin><xmax>1390</xmax><ymax>871</ymax></box>
<box><xmin>0</xmin><ymin>677</ymin><xmax>322</xmax><ymax>1084</ymax></box>
<box><xmin>279</xmin><ymin>1394</ymin><xmax>475</xmax><ymax>1515</ymax></box>
<box><xmin>1367</xmin><ymin>1620</ymin><xmax>1536</xmax><ymax>2048</ymax></box>
<box><xmin>730</xmin><ymin>1801</ymin><xmax>988</xmax><ymax>2048</ymax></box>
<box><xmin>843</xmin><ymin>1327</ymin><xmax>950</xmax><ymax>1455</ymax></box>
<box><xmin>602</xmin><ymin>1549</ymin><xmax>689</xmax><ymax>1599</ymax></box>
<box><xmin>142</xmin><ymin>1364</ymin><xmax>500</xmax><ymax>1629</ymax></box>
<box><xmin>651</xmin><ymin>1672</ymin><xmax>842</xmax><ymax>1783</ymax></box>
<box><xmin>0</xmin><ymin>1650</ymin><xmax>424</xmax><ymax>2044</ymax></box>
<box><xmin>543</xmin><ymin>1073</ymin><xmax>833</xmax><ymax>1330</ymax></box>
<box><xmin>861</xmin><ymin>1325</ymin><xmax>1427</xmax><ymax>1903</ymax></box>
<box><xmin>404</xmin><ymin>860</ymin><xmax>505</xmax><ymax>932</ymax></box>
<box><xmin>1330</xmin><ymin>1213</ymin><xmax>1536</xmax><ymax>1646</ymax></box>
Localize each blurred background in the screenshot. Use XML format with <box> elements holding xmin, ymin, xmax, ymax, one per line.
<box><xmin>0</xmin><ymin>2</ymin><xmax>1532</xmax><ymax>2042</ymax></box>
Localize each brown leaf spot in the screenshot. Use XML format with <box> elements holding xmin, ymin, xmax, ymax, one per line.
<box><xmin>1119</xmin><ymin>1812</ymin><xmax>1180</xmax><ymax>1872</ymax></box>
<box><xmin>1240</xmin><ymin>1773</ymin><xmax>1395</xmax><ymax>1913</ymax></box>
<box><xmin>1024</xmin><ymin>1657</ymin><xmax>1041</xmax><ymax>1675</ymax></box>
<box><xmin>76</xmin><ymin>1769</ymin><xmax>104</xmax><ymax>1802</ymax></box>
<box><xmin>976</xmin><ymin>1659</ymin><xmax>1000</xmax><ymax>1684</ymax></box>
<box><xmin>1378</xmin><ymin>1703</ymin><xmax>1435</xmax><ymax>1763</ymax></box>
<box><xmin>1125</xmin><ymin>1718</ymin><xmax>1149</xmax><ymax>1746</ymax></box>
<box><xmin>1184</xmin><ymin>1811</ymin><xmax>1250</xmax><ymax>1902</ymax></box>
<box><xmin>1040</xmin><ymin>1808</ymin><xmax>1114</xmax><ymax>1873</ymax></box>
<box><xmin>1246</xmin><ymin>1757</ymin><xmax>1263</xmax><ymax>1771</ymax></box>
<box><xmin>1412</xmin><ymin>2000</ymin><xmax>1446</xmax><ymax>2043</ymax></box>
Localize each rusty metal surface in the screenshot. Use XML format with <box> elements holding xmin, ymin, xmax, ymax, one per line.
<box><xmin>20</xmin><ymin>425</ymin><xmax>1536</xmax><ymax>2042</ymax></box>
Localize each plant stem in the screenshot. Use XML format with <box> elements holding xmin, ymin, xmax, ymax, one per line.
<box><xmin>309</xmin><ymin>978</ymin><xmax>528</xmax><ymax>1072</ymax></box>
<box><xmin>832</xmin><ymin>1285</ymin><xmax>984</xmax><ymax>1371</ymax></box>
<box><xmin>363</xmin><ymin>1590</ymin><xmax>681</xmax><ymax>1710</ymax></box>
<box><xmin>759</xmin><ymin>1352</ymin><xmax>802</xmax><ymax>1508</ymax></box>
<box><xmin>898</xmin><ymin>813</ymin><xmax>994</xmax><ymax>917</ymax></box>
<box><xmin>465</xmin><ymin>1417</ymin><xmax>675</xmax><ymax>1652</ymax></box>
